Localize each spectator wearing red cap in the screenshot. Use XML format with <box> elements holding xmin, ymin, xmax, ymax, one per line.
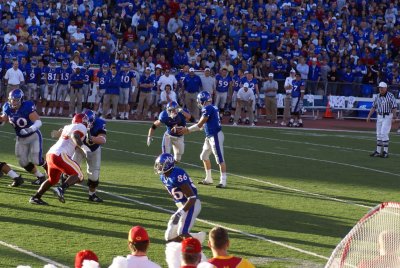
<box><xmin>181</xmin><ymin>237</ymin><xmax>202</xmax><ymax>268</ymax></box>
<box><xmin>126</xmin><ymin>226</ymin><xmax>161</xmax><ymax>268</ymax></box>
<box><xmin>75</xmin><ymin>249</ymin><xmax>99</xmax><ymax>268</ymax></box>
<box><xmin>207</xmin><ymin>227</ymin><xmax>255</xmax><ymax>268</ymax></box>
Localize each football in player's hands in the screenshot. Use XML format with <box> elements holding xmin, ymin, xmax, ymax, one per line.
<box><xmin>172</xmin><ymin>126</ymin><xmax>184</xmax><ymax>134</ymax></box>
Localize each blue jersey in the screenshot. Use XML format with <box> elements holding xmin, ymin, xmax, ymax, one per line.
<box><xmin>82</xmin><ymin>69</ymin><xmax>94</xmax><ymax>84</ymax></box>
<box><xmin>70</xmin><ymin>72</ymin><xmax>84</xmax><ymax>89</ymax></box>
<box><xmin>240</xmin><ymin>77</ymin><xmax>257</xmax><ymax>93</ymax></box>
<box><xmin>84</xmin><ymin>117</ymin><xmax>106</xmax><ymax>152</ymax></box>
<box><xmin>45</xmin><ymin>67</ymin><xmax>58</xmax><ymax>85</ymax></box>
<box><xmin>160</xmin><ymin>166</ymin><xmax>198</xmax><ymax>203</ymax></box>
<box><xmin>39</xmin><ymin>67</ymin><xmax>46</xmax><ymax>85</ymax></box>
<box><xmin>26</xmin><ymin>66</ymin><xmax>41</xmax><ymax>83</ymax></box>
<box><xmin>201</xmin><ymin>104</ymin><xmax>222</xmax><ymax>137</ymax></box>
<box><xmin>291</xmin><ymin>79</ymin><xmax>305</xmax><ymax>98</ymax></box>
<box><xmin>232</xmin><ymin>74</ymin><xmax>242</xmax><ymax>92</ymax></box>
<box><xmin>139</xmin><ymin>74</ymin><xmax>154</xmax><ymax>93</ymax></box>
<box><xmin>59</xmin><ymin>68</ymin><xmax>72</xmax><ymax>85</ymax></box>
<box><xmin>120</xmin><ymin>71</ymin><xmax>135</xmax><ymax>88</ymax></box>
<box><xmin>159</xmin><ymin>110</ymin><xmax>187</xmax><ymax>137</ymax></box>
<box><xmin>215</xmin><ymin>74</ymin><xmax>232</xmax><ymax>93</ymax></box>
<box><xmin>97</xmin><ymin>71</ymin><xmax>110</xmax><ymax>90</ymax></box>
<box><xmin>2</xmin><ymin>101</ymin><xmax>39</xmax><ymax>137</ymax></box>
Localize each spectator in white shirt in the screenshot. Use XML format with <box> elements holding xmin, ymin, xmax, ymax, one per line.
<box><xmin>72</xmin><ymin>27</ymin><xmax>85</xmax><ymax>43</ymax></box>
<box><xmin>160</xmin><ymin>84</ymin><xmax>177</xmax><ymax>109</ymax></box>
<box><xmin>126</xmin><ymin>226</ymin><xmax>161</xmax><ymax>268</ymax></box>
<box><xmin>296</xmin><ymin>57</ymin><xmax>309</xmax><ymax>80</ymax></box>
<box><xmin>67</xmin><ymin>20</ymin><xmax>78</xmax><ymax>35</ymax></box>
<box><xmin>25</xmin><ymin>11</ymin><xmax>40</xmax><ymax>26</ymax></box>
<box><xmin>200</xmin><ymin>68</ymin><xmax>216</xmax><ymax>95</ymax></box>
<box><xmin>158</xmin><ymin>68</ymin><xmax>178</xmax><ymax>91</ymax></box>
<box><xmin>281</xmin><ymin>69</ymin><xmax>296</xmax><ymax>126</ymax></box>
<box><xmin>4</xmin><ymin>60</ymin><xmax>25</xmax><ymax>94</ymax></box>
<box><xmin>4</xmin><ymin>30</ymin><xmax>17</xmax><ymax>44</ymax></box>
<box><xmin>233</xmin><ymin>83</ymin><xmax>255</xmax><ymax>126</ymax></box>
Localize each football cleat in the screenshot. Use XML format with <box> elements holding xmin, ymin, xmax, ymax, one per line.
<box><xmin>287</xmin><ymin>122</ymin><xmax>293</xmax><ymax>127</ymax></box>
<box><xmin>89</xmin><ymin>193</ymin><xmax>103</xmax><ymax>202</ymax></box>
<box><xmin>198</xmin><ymin>179</ymin><xmax>213</xmax><ymax>185</ymax></box>
<box><xmin>370</xmin><ymin>151</ymin><xmax>381</xmax><ymax>157</ymax></box>
<box><xmin>232</xmin><ymin>123</ymin><xmax>237</xmax><ymax>126</ymax></box>
<box><xmin>10</xmin><ymin>176</ymin><xmax>24</xmax><ymax>187</ymax></box>
<box><xmin>245</xmin><ymin>119</ymin><xmax>250</xmax><ymax>125</ymax></box>
<box><xmin>216</xmin><ymin>183</ymin><xmax>226</xmax><ymax>188</ymax></box>
<box><xmin>53</xmin><ymin>187</ymin><xmax>65</xmax><ymax>203</ymax></box>
<box><xmin>29</xmin><ymin>196</ymin><xmax>48</xmax><ymax>205</ymax></box>
<box><xmin>297</xmin><ymin>123</ymin><xmax>304</xmax><ymax>127</ymax></box>
<box><xmin>380</xmin><ymin>152</ymin><xmax>389</xmax><ymax>158</ymax></box>
<box><xmin>31</xmin><ymin>176</ymin><xmax>46</xmax><ymax>185</ymax></box>
<box><xmin>238</xmin><ymin>118</ymin><xmax>242</xmax><ymax>124</ymax></box>
<box><xmin>229</xmin><ymin>117</ymin><xmax>234</xmax><ymax>123</ymax></box>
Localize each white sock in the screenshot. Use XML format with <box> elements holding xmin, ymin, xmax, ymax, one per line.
<box><xmin>59</xmin><ymin>107</ymin><xmax>63</xmax><ymax>114</ymax></box>
<box><xmin>205</xmin><ymin>169</ymin><xmax>212</xmax><ymax>181</ymax></box>
<box><xmin>220</xmin><ymin>172</ymin><xmax>227</xmax><ymax>185</ymax></box>
<box><xmin>52</xmin><ymin>107</ymin><xmax>56</xmax><ymax>113</ymax></box>
<box><xmin>34</xmin><ymin>170</ymin><xmax>43</xmax><ymax>177</ymax></box>
<box><xmin>42</xmin><ymin>107</ymin><xmax>45</xmax><ymax>113</ymax></box>
<box><xmin>125</xmin><ymin>112</ymin><xmax>129</xmax><ymax>117</ymax></box>
<box><xmin>7</xmin><ymin>170</ymin><xmax>19</xmax><ymax>179</ymax></box>
<box><xmin>299</xmin><ymin>119</ymin><xmax>303</xmax><ymax>123</ymax></box>
<box><xmin>377</xmin><ymin>146</ymin><xmax>382</xmax><ymax>153</ymax></box>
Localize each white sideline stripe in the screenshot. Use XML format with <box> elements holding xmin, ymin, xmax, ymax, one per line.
<box><xmin>93</xmin><ymin>187</ymin><xmax>329</xmax><ymax>261</ymax></box>
<box><xmin>0</xmin><ymin>240</ymin><xmax>69</xmax><ymax>267</ymax></box>
<box><xmin>0</xmin><ymin>130</ymin><xmax>377</xmax><ymax>208</ymax></box>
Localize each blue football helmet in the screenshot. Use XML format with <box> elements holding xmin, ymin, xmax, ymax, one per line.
<box><xmin>62</xmin><ymin>60</ymin><xmax>69</xmax><ymax>68</ymax></box>
<box><xmin>83</xmin><ymin>61</ymin><xmax>90</xmax><ymax>68</ymax></box>
<box><xmin>102</xmin><ymin>63</ymin><xmax>109</xmax><ymax>70</ymax></box>
<box><xmin>31</xmin><ymin>59</ymin><xmax>38</xmax><ymax>66</ymax></box>
<box><xmin>49</xmin><ymin>59</ymin><xmax>56</xmax><ymax>66</ymax></box>
<box><xmin>84</xmin><ymin>109</ymin><xmax>96</xmax><ymax>127</ymax></box>
<box><xmin>197</xmin><ymin>91</ymin><xmax>212</xmax><ymax>108</ymax></box>
<box><xmin>166</xmin><ymin>101</ymin><xmax>179</xmax><ymax>118</ymax></box>
<box><xmin>154</xmin><ymin>153</ymin><xmax>175</xmax><ymax>174</ymax></box>
<box><xmin>8</xmin><ymin>89</ymin><xmax>24</xmax><ymax>109</ymax></box>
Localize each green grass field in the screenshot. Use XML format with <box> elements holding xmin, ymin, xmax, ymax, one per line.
<box><xmin>1</xmin><ymin>118</ymin><xmax>400</xmax><ymax>268</ymax></box>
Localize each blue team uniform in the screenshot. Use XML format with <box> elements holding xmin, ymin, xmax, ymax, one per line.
<box><xmin>84</xmin><ymin>117</ymin><xmax>106</xmax><ymax>152</ymax></box>
<box><xmin>82</xmin><ymin>69</ymin><xmax>94</xmax><ymax>85</ymax></box>
<box><xmin>240</xmin><ymin>77</ymin><xmax>258</xmax><ymax>94</ymax></box>
<box><xmin>159</xmin><ymin>110</ymin><xmax>187</xmax><ymax>137</ymax></box>
<box><xmin>45</xmin><ymin>67</ymin><xmax>58</xmax><ymax>85</ymax></box>
<box><xmin>215</xmin><ymin>75</ymin><xmax>231</xmax><ymax>93</ymax></box>
<box><xmin>160</xmin><ymin>166</ymin><xmax>198</xmax><ymax>204</ymax></box>
<box><xmin>291</xmin><ymin>80</ymin><xmax>305</xmax><ymax>98</ymax></box>
<box><xmin>59</xmin><ymin>68</ymin><xmax>72</xmax><ymax>85</ymax></box>
<box><xmin>201</xmin><ymin>104</ymin><xmax>222</xmax><ymax>137</ymax></box>
<box><xmin>26</xmin><ymin>66</ymin><xmax>40</xmax><ymax>84</ymax></box>
<box><xmin>232</xmin><ymin>74</ymin><xmax>242</xmax><ymax>92</ymax></box>
<box><xmin>120</xmin><ymin>71</ymin><xmax>135</xmax><ymax>88</ymax></box>
<box><xmin>97</xmin><ymin>71</ymin><xmax>109</xmax><ymax>90</ymax></box>
<box><xmin>3</xmin><ymin>101</ymin><xmax>40</xmax><ymax>138</ymax></box>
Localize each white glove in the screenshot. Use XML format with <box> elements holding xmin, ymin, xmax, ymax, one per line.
<box><xmin>20</xmin><ymin>127</ymin><xmax>34</xmax><ymax>135</ymax></box>
<box><xmin>147</xmin><ymin>136</ymin><xmax>153</xmax><ymax>146</ymax></box>
<box><xmin>172</xmin><ymin>209</ymin><xmax>185</xmax><ymax>225</ymax></box>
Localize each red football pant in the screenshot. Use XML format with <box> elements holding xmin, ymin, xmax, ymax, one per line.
<box><xmin>46</xmin><ymin>153</ymin><xmax>83</xmax><ymax>185</ymax></box>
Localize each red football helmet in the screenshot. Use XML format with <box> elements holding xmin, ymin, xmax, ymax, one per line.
<box><xmin>72</xmin><ymin>113</ymin><xmax>89</xmax><ymax>127</ymax></box>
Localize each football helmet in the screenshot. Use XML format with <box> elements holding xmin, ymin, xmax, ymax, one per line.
<box><xmin>102</xmin><ymin>63</ymin><xmax>109</xmax><ymax>70</ymax></box>
<box><xmin>197</xmin><ymin>91</ymin><xmax>212</xmax><ymax>108</ymax></box>
<box><xmin>62</xmin><ymin>60</ymin><xmax>69</xmax><ymax>68</ymax></box>
<box><xmin>84</xmin><ymin>109</ymin><xmax>96</xmax><ymax>128</ymax></box>
<box><xmin>31</xmin><ymin>59</ymin><xmax>38</xmax><ymax>66</ymax></box>
<box><xmin>8</xmin><ymin>89</ymin><xmax>24</xmax><ymax>109</ymax></box>
<box><xmin>154</xmin><ymin>153</ymin><xmax>175</xmax><ymax>174</ymax></box>
<box><xmin>83</xmin><ymin>61</ymin><xmax>90</xmax><ymax>69</ymax></box>
<box><xmin>166</xmin><ymin>101</ymin><xmax>179</xmax><ymax>118</ymax></box>
<box><xmin>72</xmin><ymin>113</ymin><xmax>89</xmax><ymax>127</ymax></box>
<box><xmin>49</xmin><ymin>59</ymin><xmax>56</xmax><ymax>67</ymax></box>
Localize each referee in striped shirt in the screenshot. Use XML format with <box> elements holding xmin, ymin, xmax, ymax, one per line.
<box><xmin>367</xmin><ymin>82</ymin><xmax>397</xmax><ymax>158</ymax></box>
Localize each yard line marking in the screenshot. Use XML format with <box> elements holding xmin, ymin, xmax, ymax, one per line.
<box><xmin>93</xmin><ymin>186</ymin><xmax>329</xmax><ymax>261</ymax></box>
<box><xmin>0</xmin><ymin>240</ymin><xmax>69</xmax><ymax>267</ymax></box>
<box><xmin>0</xmin><ymin>130</ymin><xmax>378</xmax><ymax>208</ymax></box>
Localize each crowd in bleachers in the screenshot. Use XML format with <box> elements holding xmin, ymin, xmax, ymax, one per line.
<box><xmin>1</xmin><ymin>0</ymin><xmax>400</xmax><ymax>123</ymax></box>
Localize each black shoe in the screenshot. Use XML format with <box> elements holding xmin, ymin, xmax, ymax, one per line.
<box><xmin>198</xmin><ymin>179</ymin><xmax>213</xmax><ymax>185</ymax></box>
<box><xmin>229</xmin><ymin>117</ymin><xmax>234</xmax><ymax>123</ymax></box>
<box><xmin>124</xmin><ymin>116</ymin><xmax>129</xmax><ymax>120</ymax></box>
<box><xmin>60</xmin><ymin>173</ymin><xmax>67</xmax><ymax>185</ymax></box>
<box><xmin>238</xmin><ymin>118</ymin><xmax>242</xmax><ymax>124</ymax></box>
<box><xmin>370</xmin><ymin>151</ymin><xmax>381</xmax><ymax>157</ymax></box>
<box><xmin>297</xmin><ymin>123</ymin><xmax>303</xmax><ymax>127</ymax></box>
<box><xmin>10</xmin><ymin>176</ymin><xmax>24</xmax><ymax>187</ymax></box>
<box><xmin>245</xmin><ymin>119</ymin><xmax>250</xmax><ymax>125</ymax></box>
<box><xmin>31</xmin><ymin>176</ymin><xmax>46</xmax><ymax>185</ymax></box>
<box><xmin>106</xmin><ymin>114</ymin><xmax>112</xmax><ymax>119</ymax></box>
<box><xmin>89</xmin><ymin>193</ymin><xmax>103</xmax><ymax>202</ymax></box>
<box><xmin>116</xmin><ymin>115</ymin><xmax>121</xmax><ymax>120</ymax></box>
<box><xmin>53</xmin><ymin>187</ymin><xmax>65</xmax><ymax>203</ymax></box>
<box><xmin>29</xmin><ymin>196</ymin><xmax>48</xmax><ymax>205</ymax></box>
<box><xmin>380</xmin><ymin>152</ymin><xmax>389</xmax><ymax>158</ymax></box>
<box><xmin>287</xmin><ymin>122</ymin><xmax>293</xmax><ymax>127</ymax></box>
<box><xmin>216</xmin><ymin>183</ymin><xmax>226</xmax><ymax>188</ymax></box>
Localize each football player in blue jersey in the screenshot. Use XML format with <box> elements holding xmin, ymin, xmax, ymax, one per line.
<box><xmin>118</xmin><ymin>63</ymin><xmax>136</xmax><ymax>120</ymax></box>
<box><xmin>55</xmin><ymin>60</ymin><xmax>72</xmax><ymax>116</ymax></box>
<box><xmin>147</xmin><ymin>101</ymin><xmax>194</xmax><ymax>162</ymax></box>
<box><xmin>71</xmin><ymin>109</ymin><xmax>107</xmax><ymax>202</ymax></box>
<box><xmin>25</xmin><ymin>59</ymin><xmax>40</xmax><ymax>101</ymax></box>
<box><xmin>229</xmin><ymin>69</ymin><xmax>245</xmax><ymax>123</ymax></box>
<box><xmin>81</xmin><ymin>61</ymin><xmax>93</xmax><ymax>109</ymax></box>
<box><xmin>0</xmin><ymin>161</ymin><xmax>25</xmax><ymax>187</ymax></box>
<box><xmin>0</xmin><ymin>89</ymin><xmax>47</xmax><ymax>185</ymax></box>
<box><xmin>154</xmin><ymin>153</ymin><xmax>201</xmax><ymax>242</ymax></box>
<box><xmin>45</xmin><ymin>59</ymin><xmax>59</xmax><ymax>116</ymax></box>
<box><xmin>215</xmin><ymin>68</ymin><xmax>232</xmax><ymax>119</ymax></box>
<box><xmin>95</xmin><ymin>63</ymin><xmax>110</xmax><ymax>115</ymax></box>
<box><xmin>287</xmin><ymin>73</ymin><xmax>305</xmax><ymax>127</ymax></box>
<box><xmin>179</xmin><ymin>91</ymin><xmax>227</xmax><ymax>188</ymax></box>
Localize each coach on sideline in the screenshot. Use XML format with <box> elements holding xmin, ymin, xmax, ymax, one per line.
<box><xmin>4</xmin><ymin>60</ymin><xmax>24</xmax><ymax>94</ymax></box>
<box><xmin>367</xmin><ymin>82</ymin><xmax>397</xmax><ymax>158</ymax></box>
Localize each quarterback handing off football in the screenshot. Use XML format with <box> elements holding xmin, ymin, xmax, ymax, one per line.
<box><xmin>171</xmin><ymin>125</ymin><xmax>184</xmax><ymax>134</ymax></box>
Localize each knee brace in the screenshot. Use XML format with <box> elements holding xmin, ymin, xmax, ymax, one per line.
<box><xmin>87</xmin><ymin>179</ymin><xmax>99</xmax><ymax>188</ymax></box>
<box><xmin>24</xmin><ymin>162</ymin><xmax>35</xmax><ymax>173</ymax></box>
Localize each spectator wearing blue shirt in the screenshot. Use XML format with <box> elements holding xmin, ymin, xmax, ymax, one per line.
<box><xmin>173</xmin><ymin>47</ymin><xmax>189</xmax><ymax>69</ymax></box>
<box><xmin>183</xmin><ymin>67</ymin><xmax>202</xmax><ymax>120</ymax></box>
<box><xmin>69</xmin><ymin>67</ymin><xmax>85</xmax><ymax>117</ymax></box>
<box><xmin>247</xmin><ymin>24</ymin><xmax>260</xmax><ymax>54</ymax></box>
<box><xmin>103</xmin><ymin>65</ymin><xmax>121</xmax><ymax>120</ymax></box>
<box><xmin>136</xmin><ymin>67</ymin><xmax>154</xmax><ymax>120</ymax></box>
<box><xmin>341</xmin><ymin>66</ymin><xmax>355</xmax><ymax>96</ymax></box>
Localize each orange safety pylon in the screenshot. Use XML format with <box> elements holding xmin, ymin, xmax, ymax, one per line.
<box><xmin>323</xmin><ymin>98</ymin><xmax>334</xmax><ymax>119</ymax></box>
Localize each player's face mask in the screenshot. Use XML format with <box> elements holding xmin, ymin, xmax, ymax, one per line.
<box><xmin>9</xmin><ymin>97</ymin><xmax>22</xmax><ymax>109</ymax></box>
<box><xmin>167</xmin><ymin>108</ymin><xmax>178</xmax><ymax>119</ymax></box>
